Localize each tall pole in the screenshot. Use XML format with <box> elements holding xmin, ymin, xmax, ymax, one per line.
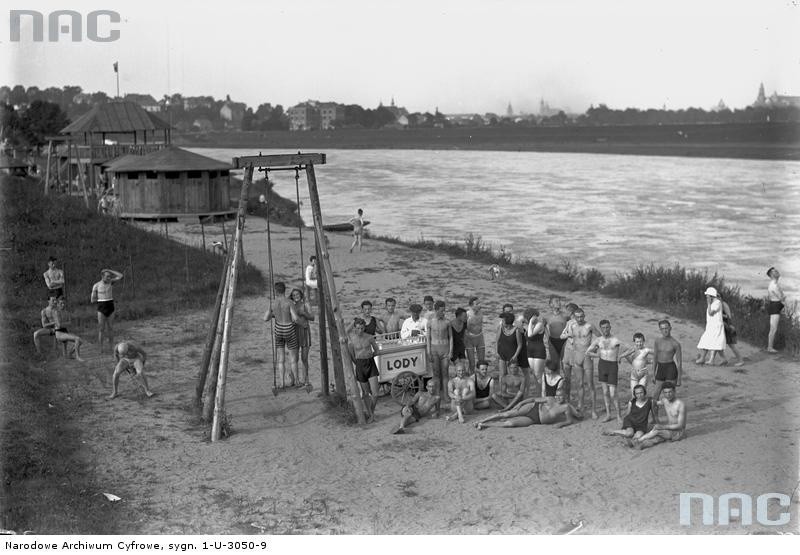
<box><xmin>315</xmin><ymin>237</ymin><xmax>329</xmax><ymax>396</ymax></box>
<box><xmin>43</xmin><ymin>140</ymin><xmax>52</xmax><ymax>196</ymax></box>
<box><xmin>211</xmin><ymin>165</ymin><xmax>252</xmax><ymax>441</ymax></box>
<box><xmin>305</xmin><ymin>163</ymin><xmax>366</xmax><ymax>423</ymax></box>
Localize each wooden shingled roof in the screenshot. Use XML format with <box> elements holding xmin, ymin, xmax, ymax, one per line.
<box><xmin>61</xmin><ymin>101</ymin><xmax>171</xmax><ymax>134</ymax></box>
<box><xmin>106</xmin><ymin>146</ymin><xmax>231</xmax><ymax>172</ymax></box>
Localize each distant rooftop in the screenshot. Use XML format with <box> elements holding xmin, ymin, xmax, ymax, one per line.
<box><xmin>106</xmin><ymin>146</ymin><xmax>230</xmax><ymax>172</ymax></box>
<box><xmin>61</xmin><ymin>101</ymin><xmax>171</xmax><ymax>135</ymax></box>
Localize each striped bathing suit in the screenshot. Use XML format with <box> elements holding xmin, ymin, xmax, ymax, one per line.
<box><xmin>274</xmin><ymin>321</ymin><xmax>298</xmax><ymax>350</ymax></box>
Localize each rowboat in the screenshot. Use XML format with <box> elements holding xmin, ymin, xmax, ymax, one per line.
<box><xmin>321</xmin><ymin>220</ymin><xmax>370</xmax><ymax>232</ymax></box>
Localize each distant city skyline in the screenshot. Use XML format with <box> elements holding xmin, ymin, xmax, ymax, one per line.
<box><xmin>5</xmin><ymin>0</ymin><xmax>800</xmax><ymax>114</ymax></box>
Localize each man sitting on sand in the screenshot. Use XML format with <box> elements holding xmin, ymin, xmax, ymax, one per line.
<box><xmin>585</xmin><ymin>319</ymin><xmax>623</xmax><ymax>425</ymax></box>
<box><xmin>108</xmin><ymin>340</ymin><xmax>154</xmax><ymax>399</ymax></box>
<box><xmin>33</xmin><ymin>294</ymin><xmax>60</xmax><ymax>356</ymax></box>
<box><xmin>602</xmin><ymin>384</ymin><xmax>656</xmax><ymax>440</ymax></box>
<box><xmin>392</xmin><ymin>379</ymin><xmax>440</xmax><ymax>434</ymax></box>
<box><xmin>628</xmin><ymin>382</ymin><xmax>685</xmax><ymax>450</ymax></box>
<box><xmin>54</xmin><ymin>297</ymin><xmax>85</xmax><ymax>361</ymax></box>
<box><xmin>446</xmin><ymin>360</ymin><xmax>475</xmax><ymax>423</ymax></box>
<box><xmin>475</xmin><ymin>387</ymin><xmax>581</xmax><ymax>429</ymax></box>
<box><xmin>490</xmin><ymin>360</ymin><xmax>524</xmax><ymax>410</ymax></box>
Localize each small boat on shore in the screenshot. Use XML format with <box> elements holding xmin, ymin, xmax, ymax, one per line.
<box><xmin>322</xmin><ymin>220</ymin><xmax>370</xmax><ymax>232</ymax></box>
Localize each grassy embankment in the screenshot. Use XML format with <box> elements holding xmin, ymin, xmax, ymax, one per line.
<box><xmin>373</xmin><ymin>231</ymin><xmax>799</xmax><ymax>356</ymax></box>
<box><xmin>0</xmin><ymin>176</ymin><xmax>300</xmax><ymax>533</ymax></box>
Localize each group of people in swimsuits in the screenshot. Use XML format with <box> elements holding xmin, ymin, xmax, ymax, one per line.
<box><xmin>34</xmin><ymin>256</ymin><xmax>155</xmax><ymax>399</ymax></box>
<box><xmin>363</xmin><ymin>293</ymin><xmax>687</xmax><ymax>449</ymax></box>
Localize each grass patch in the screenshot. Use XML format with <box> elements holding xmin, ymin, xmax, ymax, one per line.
<box><xmin>0</xmin><ymin>175</ymin><xmax>269</xmax><ymax>532</ymax></box>
<box><xmin>371</xmin><ymin>233</ymin><xmax>799</xmax><ymax>356</ymax></box>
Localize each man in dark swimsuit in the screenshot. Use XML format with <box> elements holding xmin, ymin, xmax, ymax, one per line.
<box><xmin>652</xmin><ymin>319</ymin><xmax>682</xmax><ymax>404</ymax></box>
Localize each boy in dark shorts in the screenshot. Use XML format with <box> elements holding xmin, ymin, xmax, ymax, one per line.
<box><xmin>347</xmin><ymin>317</ymin><xmax>379</xmax><ymax>420</ymax></box>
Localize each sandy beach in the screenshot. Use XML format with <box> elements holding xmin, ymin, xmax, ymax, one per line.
<box><xmin>33</xmin><ymin>217</ymin><xmax>799</xmax><ymax>534</ymax></box>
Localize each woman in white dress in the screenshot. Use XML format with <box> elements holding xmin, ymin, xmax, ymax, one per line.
<box><xmin>695</xmin><ymin>286</ymin><xmax>725</xmax><ymax>365</ymax></box>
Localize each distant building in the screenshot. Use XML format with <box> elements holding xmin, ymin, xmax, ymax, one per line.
<box><xmin>753</xmin><ymin>82</ymin><xmax>800</xmax><ymax>108</ymax></box>
<box><xmin>124</xmin><ymin>93</ymin><xmax>160</xmax><ymax>113</ymax></box>
<box><xmin>319</xmin><ymin>102</ymin><xmax>345</xmax><ymax>129</ymax></box>
<box><xmin>219</xmin><ymin>95</ymin><xmax>246</xmax><ymax>128</ymax></box>
<box><xmin>287</xmin><ymin>101</ymin><xmax>320</xmax><ymax>131</ymax></box>
<box><xmin>183</xmin><ymin>96</ymin><xmax>215</xmax><ymax>111</ymax></box>
<box><xmin>539</xmin><ymin>98</ymin><xmax>561</xmax><ymax>117</ymax></box>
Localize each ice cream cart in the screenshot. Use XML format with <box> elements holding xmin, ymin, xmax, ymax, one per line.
<box><xmin>374</xmin><ymin>332</ymin><xmax>429</xmax><ymax>405</ymax></box>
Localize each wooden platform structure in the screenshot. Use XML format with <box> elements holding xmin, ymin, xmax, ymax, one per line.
<box><xmin>42</xmin><ymin>101</ymin><xmax>172</xmax><ymax>201</ymax></box>
<box><xmin>105</xmin><ymin>146</ymin><xmax>235</xmax><ymax>221</ymax></box>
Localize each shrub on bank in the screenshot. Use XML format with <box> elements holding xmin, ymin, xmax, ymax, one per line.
<box><xmin>372</xmin><ymin>233</ymin><xmax>799</xmax><ymax>356</ymax></box>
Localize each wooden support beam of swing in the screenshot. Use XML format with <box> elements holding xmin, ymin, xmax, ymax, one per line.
<box><xmin>305</xmin><ymin>163</ymin><xmax>367</xmax><ymax>424</ymax></box>
<box><xmin>231</xmin><ymin>153</ymin><xmax>326</xmax><ymax>169</ymax></box>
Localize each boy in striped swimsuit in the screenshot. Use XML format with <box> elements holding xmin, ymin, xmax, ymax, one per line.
<box><xmin>264</xmin><ymin>282</ymin><xmax>299</xmax><ymax>388</ymax></box>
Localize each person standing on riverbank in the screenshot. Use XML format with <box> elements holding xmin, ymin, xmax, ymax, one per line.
<box><xmin>349</xmin><ymin>208</ymin><xmax>364</xmax><ymax>253</ymax></box>
<box><xmin>766</xmin><ymin>267</ymin><xmax>786</xmax><ymax>353</ymax></box>
<box><xmin>695</xmin><ymin>287</ymin><xmax>725</xmax><ymax>365</ymax></box>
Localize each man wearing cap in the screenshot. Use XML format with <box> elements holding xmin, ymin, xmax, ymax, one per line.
<box><xmin>695</xmin><ymin>286</ymin><xmax>725</xmax><ymax>366</ymax></box>
<box><xmin>401</xmin><ymin>304</ymin><xmax>428</xmax><ymax>340</ymax></box>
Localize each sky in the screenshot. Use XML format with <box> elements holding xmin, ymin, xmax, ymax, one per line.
<box><xmin>3</xmin><ymin>0</ymin><xmax>800</xmax><ymax>114</ymax></box>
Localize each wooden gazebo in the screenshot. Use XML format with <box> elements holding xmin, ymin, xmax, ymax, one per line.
<box><xmin>105</xmin><ymin>146</ymin><xmax>234</xmax><ymax>221</ymax></box>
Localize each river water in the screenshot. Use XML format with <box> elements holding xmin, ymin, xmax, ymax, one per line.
<box><xmin>192</xmin><ymin>147</ymin><xmax>800</xmax><ymax>300</ymax></box>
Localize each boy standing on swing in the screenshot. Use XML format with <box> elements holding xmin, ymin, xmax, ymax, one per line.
<box><xmin>264</xmin><ymin>282</ymin><xmax>299</xmax><ymax>388</ymax></box>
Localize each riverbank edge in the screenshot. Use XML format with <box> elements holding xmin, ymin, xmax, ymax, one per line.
<box><xmin>366</xmin><ymin>231</ymin><xmax>799</xmax><ymax>356</ymax></box>
<box><xmin>175</xmin><ymin>123</ymin><xmax>800</xmax><ymax>161</ymax></box>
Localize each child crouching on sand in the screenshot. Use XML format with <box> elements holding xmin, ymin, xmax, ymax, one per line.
<box><xmin>392</xmin><ymin>379</ymin><xmax>440</xmax><ymax>434</ymax></box>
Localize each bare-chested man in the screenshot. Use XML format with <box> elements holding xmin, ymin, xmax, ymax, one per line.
<box><xmin>624</xmin><ymin>332</ymin><xmax>653</xmax><ymax>397</ymax></box>
<box><xmin>464</xmin><ymin>296</ymin><xmax>485</xmax><ymax>372</ymax></box>
<box><xmin>561</xmin><ymin>308</ymin><xmax>601</xmax><ymax>418</ymax></box>
<box><xmin>427</xmin><ymin>300</ymin><xmax>452</xmax><ymax>404</ymax></box>
<box><xmin>263</xmin><ymin>281</ymin><xmax>299</xmax><ymax>388</ymax></box>
<box><xmin>766</xmin><ymin>266</ymin><xmax>786</xmax><ymax>353</ymax></box>
<box><xmin>475</xmin><ymin>388</ymin><xmax>581</xmax><ymax>429</ymax></box>
<box><xmin>91</xmin><ymin>268</ymin><xmax>123</xmax><ymax>354</ymax></box>
<box><xmin>490</xmin><ymin>360</ymin><xmax>524</xmax><ymax>410</ymax></box>
<box><xmin>422</xmin><ymin>295</ymin><xmax>436</xmax><ymax>323</ymax></box>
<box><xmin>446</xmin><ymin>360</ymin><xmax>476</xmax><ymax>423</ymax></box>
<box><xmin>652</xmin><ymin>319</ymin><xmax>682</xmax><ymax>404</ymax></box>
<box><xmin>586</xmin><ymin>319</ymin><xmax>623</xmax><ymax>424</ymax></box>
<box><xmin>108</xmin><ymin>340</ymin><xmax>154</xmax><ymax>399</ymax></box>
<box><xmin>629</xmin><ymin>382</ymin><xmax>686</xmax><ymax>450</ymax></box>
<box><xmin>349</xmin><ymin>208</ymin><xmax>365</xmax><ymax>253</ymax></box>
<box><xmin>53</xmin><ymin>297</ymin><xmax>85</xmax><ymax>361</ymax></box>
<box><xmin>347</xmin><ymin>317</ymin><xmax>379</xmax><ymax>421</ymax></box>
<box><xmin>556</xmin><ymin>303</ymin><xmax>579</xmax><ymax>395</ymax></box>
<box><xmin>392</xmin><ymin>379</ymin><xmax>441</xmax><ymax>434</ymax></box>
<box><xmin>382</xmin><ymin>297</ymin><xmax>405</xmax><ymax>335</ymax></box>
<box><xmin>33</xmin><ymin>294</ymin><xmax>60</xmax><ymax>356</ymax></box>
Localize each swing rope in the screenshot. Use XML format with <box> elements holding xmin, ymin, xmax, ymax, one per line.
<box><xmin>294</xmin><ymin>166</ymin><xmax>305</xmax><ymax>282</ymax></box>
<box><xmin>263</xmin><ymin>169</ymin><xmax>278</xmax><ymax>393</ymax></box>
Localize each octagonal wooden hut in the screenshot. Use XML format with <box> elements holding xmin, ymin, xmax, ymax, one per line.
<box><xmin>106</xmin><ymin>146</ymin><xmax>234</xmax><ymax>220</ymax></box>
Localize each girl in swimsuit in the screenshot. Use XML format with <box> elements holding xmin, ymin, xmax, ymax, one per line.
<box><xmin>291</xmin><ymin>288</ymin><xmax>315</xmax><ymax>387</ymax></box>
<box><xmin>525</xmin><ymin>307</ymin><xmax>549</xmax><ymax>398</ymax></box>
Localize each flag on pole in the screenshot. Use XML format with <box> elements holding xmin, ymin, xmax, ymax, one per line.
<box><xmin>113</xmin><ymin>62</ymin><xmax>118</xmax><ymax>73</ymax></box>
